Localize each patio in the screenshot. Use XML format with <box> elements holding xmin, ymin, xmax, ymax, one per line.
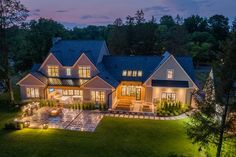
<box><xmin>21</xmin><ymin>107</ymin><xmax>103</xmax><ymax>132</ymax></box>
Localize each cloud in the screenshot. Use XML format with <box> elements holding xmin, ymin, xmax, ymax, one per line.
<box><xmin>29</xmin><ymin>9</ymin><xmax>41</xmax><ymax>17</ymax></box>
<box><xmin>56</xmin><ymin>10</ymin><xmax>69</xmax><ymax>13</ymax></box>
<box><xmin>80</xmin><ymin>15</ymin><xmax>110</xmax><ymax>20</ymax></box>
<box><xmin>144</xmin><ymin>6</ymin><xmax>170</xmax><ymax>13</ymax></box>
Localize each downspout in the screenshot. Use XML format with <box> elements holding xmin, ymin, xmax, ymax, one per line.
<box><xmin>107</xmin><ymin>89</ymin><xmax>116</xmax><ymax>110</ymax></box>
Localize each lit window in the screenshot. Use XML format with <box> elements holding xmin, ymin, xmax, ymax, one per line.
<box><xmin>127</xmin><ymin>70</ymin><xmax>132</xmax><ymax>76</ymax></box>
<box><xmin>138</xmin><ymin>71</ymin><xmax>143</xmax><ymax>77</ymax></box>
<box><xmin>62</xmin><ymin>90</ymin><xmax>74</xmax><ymax>96</ymax></box>
<box><xmin>167</xmin><ymin>69</ymin><xmax>174</xmax><ymax>79</ymax></box>
<box><xmin>79</xmin><ymin>79</ymin><xmax>88</xmax><ymax>85</ymax></box>
<box><xmin>78</xmin><ymin>66</ymin><xmax>91</xmax><ymax>78</ymax></box>
<box><xmin>132</xmin><ymin>70</ymin><xmax>137</xmax><ymax>77</ymax></box>
<box><xmin>66</xmin><ymin>68</ymin><xmax>71</xmax><ymax>76</ymax></box>
<box><xmin>161</xmin><ymin>93</ymin><xmax>176</xmax><ymax>101</ymax></box>
<box><xmin>122</xmin><ymin>70</ymin><xmax>127</xmax><ymax>76</ymax></box>
<box><xmin>48</xmin><ymin>66</ymin><xmax>59</xmax><ymax>77</ymax></box>
<box><xmin>91</xmin><ymin>91</ymin><xmax>105</xmax><ymax>102</ymax></box>
<box><xmin>26</xmin><ymin>88</ymin><xmax>39</xmax><ymax>98</ymax></box>
<box><xmin>121</xmin><ymin>86</ymin><xmax>136</xmax><ymax>96</ymax></box>
<box><xmin>74</xmin><ymin>90</ymin><xmax>83</xmax><ymax>96</ymax></box>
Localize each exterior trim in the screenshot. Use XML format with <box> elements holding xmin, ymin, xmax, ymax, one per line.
<box><xmin>81</xmin><ymin>75</ymin><xmax>114</xmax><ymax>89</ymax></box>
<box><xmin>17</xmin><ymin>74</ymin><xmax>46</xmax><ymax>86</ymax></box>
<box><xmin>39</xmin><ymin>53</ymin><xmax>63</xmax><ymax>70</ymax></box>
<box><xmin>72</xmin><ymin>53</ymin><xmax>98</xmax><ymax>72</ymax></box>
<box><xmin>144</xmin><ymin>55</ymin><xmax>198</xmax><ymax>89</ymax></box>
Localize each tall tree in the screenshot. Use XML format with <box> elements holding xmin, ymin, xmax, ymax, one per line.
<box><xmin>159</xmin><ymin>15</ymin><xmax>176</xmax><ymax>28</ymax></box>
<box><xmin>184</xmin><ymin>15</ymin><xmax>208</xmax><ymax>33</ymax></box>
<box><xmin>27</xmin><ymin>18</ymin><xmax>66</xmax><ymax>63</ymax></box>
<box><xmin>208</xmin><ymin>15</ymin><xmax>229</xmax><ymax>41</ymax></box>
<box><xmin>134</xmin><ymin>10</ymin><xmax>145</xmax><ymax>24</ymax></box>
<box><xmin>0</xmin><ymin>0</ymin><xmax>28</xmax><ymax>102</ymax></box>
<box><xmin>186</xmin><ymin>33</ymin><xmax>236</xmax><ymax>157</ymax></box>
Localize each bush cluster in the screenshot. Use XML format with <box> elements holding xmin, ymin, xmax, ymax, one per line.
<box><xmin>156</xmin><ymin>101</ymin><xmax>189</xmax><ymax>117</ymax></box>
<box><xmin>65</xmin><ymin>102</ymin><xmax>106</xmax><ymax>111</ymax></box>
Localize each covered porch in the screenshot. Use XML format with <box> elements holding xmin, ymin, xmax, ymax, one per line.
<box><xmin>46</xmin><ymin>86</ymin><xmax>83</xmax><ymax>104</ymax></box>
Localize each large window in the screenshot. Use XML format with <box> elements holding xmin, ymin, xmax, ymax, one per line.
<box><xmin>167</xmin><ymin>69</ymin><xmax>174</xmax><ymax>79</ymax></box>
<box><xmin>78</xmin><ymin>66</ymin><xmax>91</xmax><ymax>78</ymax></box>
<box><xmin>66</xmin><ymin>68</ymin><xmax>71</xmax><ymax>76</ymax></box>
<box><xmin>62</xmin><ymin>90</ymin><xmax>83</xmax><ymax>96</ymax></box>
<box><xmin>121</xmin><ymin>86</ymin><xmax>136</xmax><ymax>96</ymax></box>
<box><xmin>26</xmin><ymin>88</ymin><xmax>39</xmax><ymax>98</ymax></box>
<box><xmin>48</xmin><ymin>66</ymin><xmax>59</xmax><ymax>77</ymax></box>
<box><xmin>122</xmin><ymin>70</ymin><xmax>143</xmax><ymax>77</ymax></box>
<box><xmin>161</xmin><ymin>92</ymin><xmax>176</xmax><ymax>101</ymax></box>
<box><xmin>91</xmin><ymin>91</ymin><xmax>105</xmax><ymax>102</ymax></box>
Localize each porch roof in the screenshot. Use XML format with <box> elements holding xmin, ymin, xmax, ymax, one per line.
<box><xmin>151</xmin><ymin>80</ymin><xmax>189</xmax><ymax>88</ymax></box>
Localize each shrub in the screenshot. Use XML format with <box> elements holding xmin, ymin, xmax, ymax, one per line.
<box><xmin>5</xmin><ymin>122</ymin><xmax>16</xmax><ymax>130</ymax></box>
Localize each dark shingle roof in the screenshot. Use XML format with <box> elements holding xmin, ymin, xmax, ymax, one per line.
<box><xmin>102</xmin><ymin>55</ymin><xmax>196</xmax><ymax>83</ymax></box>
<box><xmin>176</xmin><ymin>57</ymin><xmax>196</xmax><ymax>82</ymax></box>
<box><xmin>50</xmin><ymin>40</ymin><xmax>106</xmax><ymax>66</ymax></box>
<box><xmin>102</xmin><ymin>55</ymin><xmax>162</xmax><ymax>82</ymax></box>
<box><xmin>96</xmin><ymin>63</ymin><xmax>119</xmax><ymax>87</ymax></box>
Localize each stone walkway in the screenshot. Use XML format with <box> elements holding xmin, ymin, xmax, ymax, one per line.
<box><xmin>104</xmin><ymin>110</ymin><xmax>194</xmax><ymax>120</ymax></box>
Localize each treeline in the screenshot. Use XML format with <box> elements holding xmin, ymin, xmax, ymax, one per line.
<box><xmin>6</xmin><ymin>10</ymin><xmax>236</xmax><ymax>72</ymax></box>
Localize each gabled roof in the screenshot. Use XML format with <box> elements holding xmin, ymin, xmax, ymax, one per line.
<box><xmin>102</xmin><ymin>55</ymin><xmax>196</xmax><ymax>83</ymax></box>
<box><xmin>50</xmin><ymin>40</ymin><xmax>107</xmax><ymax>66</ymax></box>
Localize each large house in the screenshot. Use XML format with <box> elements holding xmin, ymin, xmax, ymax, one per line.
<box><xmin>17</xmin><ymin>40</ymin><xmax>199</xmax><ymax>112</ymax></box>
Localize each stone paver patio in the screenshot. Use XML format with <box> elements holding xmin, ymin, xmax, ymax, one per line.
<box><xmin>22</xmin><ymin>107</ymin><xmax>103</xmax><ymax>132</ymax></box>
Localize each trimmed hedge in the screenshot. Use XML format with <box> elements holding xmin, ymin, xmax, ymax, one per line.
<box><xmin>156</xmin><ymin>101</ymin><xmax>189</xmax><ymax>117</ymax></box>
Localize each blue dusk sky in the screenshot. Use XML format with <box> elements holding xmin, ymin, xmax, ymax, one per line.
<box><xmin>20</xmin><ymin>0</ymin><xmax>235</xmax><ymax>28</ymax></box>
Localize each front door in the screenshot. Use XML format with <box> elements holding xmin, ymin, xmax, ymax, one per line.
<box><xmin>136</xmin><ymin>88</ymin><xmax>141</xmax><ymax>101</ymax></box>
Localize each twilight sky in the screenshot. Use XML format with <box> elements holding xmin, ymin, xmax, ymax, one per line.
<box><xmin>20</xmin><ymin>0</ymin><xmax>235</xmax><ymax>28</ymax></box>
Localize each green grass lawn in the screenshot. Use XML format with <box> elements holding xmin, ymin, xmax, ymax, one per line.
<box><xmin>0</xmin><ymin>109</ymin><xmax>216</xmax><ymax>157</ymax></box>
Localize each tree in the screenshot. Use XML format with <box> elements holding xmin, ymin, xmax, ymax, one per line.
<box><xmin>0</xmin><ymin>0</ymin><xmax>28</xmax><ymax>102</ymax></box>
<box><xmin>232</xmin><ymin>18</ymin><xmax>236</xmax><ymax>33</ymax></box>
<box><xmin>208</xmin><ymin>15</ymin><xmax>229</xmax><ymax>41</ymax></box>
<box><xmin>184</xmin><ymin>15</ymin><xmax>208</xmax><ymax>33</ymax></box>
<box><xmin>27</xmin><ymin>18</ymin><xmax>66</xmax><ymax>63</ymax></box>
<box><xmin>113</xmin><ymin>18</ymin><xmax>123</xmax><ymax>26</ymax></box>
<box><xmin>134</xmin><ymin>10</ymin><xmax>145</xmax><ymax>24</ymax></box>
<box><xmin>159</xmin><ymin>15</ymin><xmax>176</xmax><ymax>28</ymax></box>
<box><xmin>186</xmin><ymin>33</ymin><xmax>236</xmax><ymax>157</ymax></box>
<box><xmin>126</xmin><ymin>15</ymin><xmax>135</xmax><ymax>25</ymax></box>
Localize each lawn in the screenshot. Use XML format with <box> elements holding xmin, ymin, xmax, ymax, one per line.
<box><xmin>0</xmin><ymin>110</ymin><xmax>215</xmax><ymax>157</ymax></box>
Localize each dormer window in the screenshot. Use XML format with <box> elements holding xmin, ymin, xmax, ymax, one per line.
<box><xmin>66</xmin><ymin>68</ymin><xmax>71</xmax><ymax>76</ymax></box>
<box><xmin>48</xmin><ymin>66</ymin><xmax>59</xmax><ymax>77</ymax></box>
<box><xmin>167</xmin><ymin>69</ymin><xmax>174</xmax><ymax>79</ymax></box>
<box><xmin>122</xmin><ymin>70</ymin><xmax>127</xmax><ymax>76</ymax></box>
<box><xmin>122</xmin><ymin>70</ymin><xmax>143</xmax><ymax>77</ymax></box>
<box><xmin>137</xmin><ymin>71</ymin><xmax>143</xmax><ymax>77</ymax></box>
<box><xmin>78</xmin><ymin>66</ymin><xmax>91</xmax><ymax>78</ymax></box>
